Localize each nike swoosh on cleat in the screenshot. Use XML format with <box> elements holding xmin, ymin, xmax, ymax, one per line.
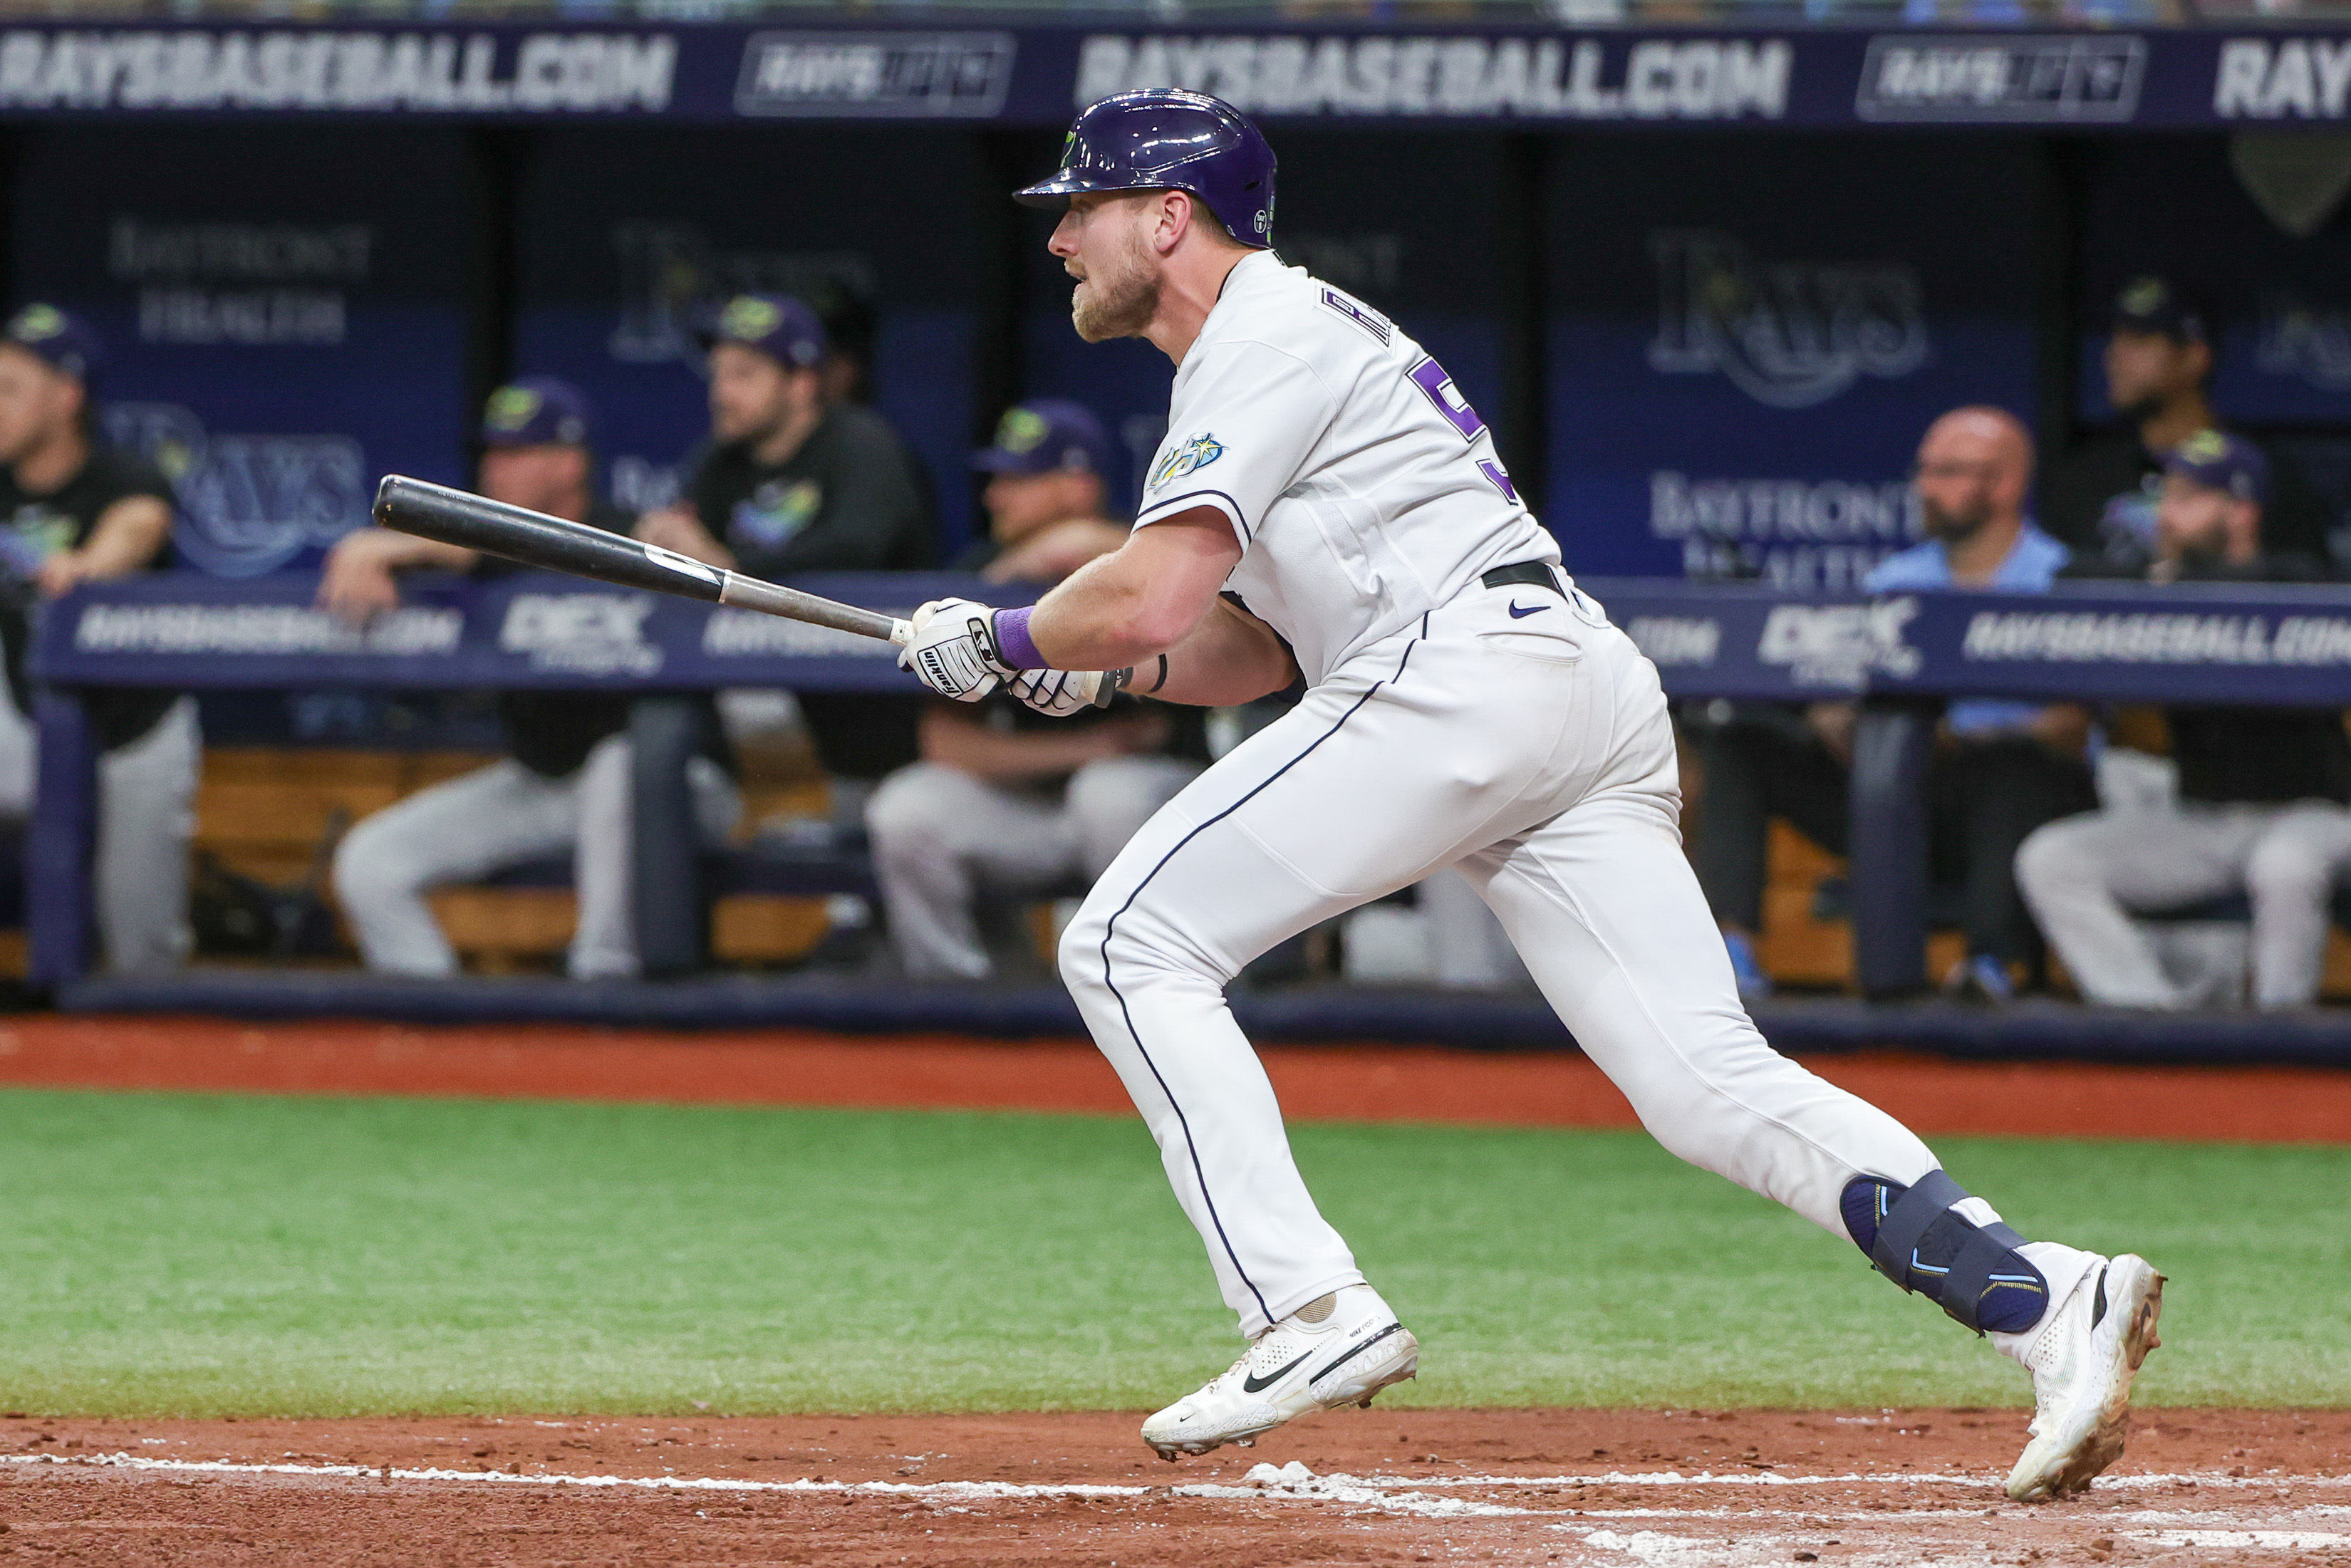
<box><xmin>1507</xmin><ymin>601</ymin><xmax>1550</xmax><ymax>618</ymax></box>
<box><xmin>1306</xmin><ymin>1322</ymin><xmax>1406</xmax><ymax>1386</ymax></box>
<box><xmin>1240</xmin><ymin>1349</ymin><xmax>1316</xmax><ymax>1393</ymax></box>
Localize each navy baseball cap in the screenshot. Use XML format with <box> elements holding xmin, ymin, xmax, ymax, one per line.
<box><xmin>3</xmin><ymin>303</ymin><xmax>103</xmax><ymax>385</ymax></box>
<box><xmin>2163</xmin><ymin>428</ymin><xmax>2269</xmax><ymax>507</ymax></box>
<box><xmin>697</xmin><ymin>294</ymin><xmax>827</xmax><ymax>372</ymax></box>
<box><xmin>972</xmin><ymin>400</ymin><xmax>1115</xmax><ymax>477</ymax></box>
<box><xmin>2112</xmin><ymin>276</ymin><xmax>2211</xmax><ymax>344</ymax></box>
<box><xmin>481</xmin><ymin>375</ymin><xmax>596</xmax><ymax>449</ymax></box>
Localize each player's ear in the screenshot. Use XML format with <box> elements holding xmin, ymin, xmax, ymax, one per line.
<box><xmin>1154</xmin><ymin>190</ymin><xmax>1193</xmax><ymax>256</ymax></box>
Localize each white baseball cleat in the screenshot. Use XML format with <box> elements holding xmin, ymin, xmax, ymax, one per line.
<box><xmin>1997</xmin><ymin>1251</ymin><xmax>2166</xmax><ymax>1502</ymax></box>
<box><xmin>1141</xmin><ymin>1284</ymin><xmax>1419</xmax><ymax>1460</ymax></box>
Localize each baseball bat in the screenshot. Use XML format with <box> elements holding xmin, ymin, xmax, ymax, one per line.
<box><xmin>370</xmin><ymin>474</ymin><xmax>911</xmax><ymax>645</ymax></box>
<box><xmin>371</xmin><ymin>475</ymin><xmax>1118</xmax><ymax>708</ymax></box>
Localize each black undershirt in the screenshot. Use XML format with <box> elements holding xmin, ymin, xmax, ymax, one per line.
<box><xmin>686</xmin><ymin>405</ymin><xmax>939</xmax><ymax>780</ymax></box>
<box><xmin>0</xmin><ymin>445</ymin><xmax>179</xmax><ymax>751</ymax></box>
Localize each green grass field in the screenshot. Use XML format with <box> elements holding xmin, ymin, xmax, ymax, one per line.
<box><xmin>4</xmin><ymin>1086</ymin><xmax>2345</xmax><ymax>1418</ymax></box>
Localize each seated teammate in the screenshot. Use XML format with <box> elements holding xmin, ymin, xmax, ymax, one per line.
<box><xmin>2019</xmin><ymin>431</ymin><xmax>2351</xmax><ymax>1009</ymax></box>
<box><xmin>635</xmin><ymin>292</ymin><xmax>935</xmax><ymax>789</ymax></box>
<box><xmin>2038</xmin><ymin>277</ymin><xmax>2332</xmax><ymax>573</ymax></box>
<box><xmin>0</xmin><ymin>304</ymin><xmax>194</xmax><ymax>974</ymax></box>
<box><xmin>324</xmin><ymin>378</ymin><xmax>739</xmax><ymax>978</ymax></box>
<box><xmin>1693</xmin><ymin>407</ymin><xmax>2092</xmax><ymax>1001</ymax></box>
<box><xmin>867</xmin><ymin>400</ymin><xmax>1203</xmax><ymax>981</ymax></box>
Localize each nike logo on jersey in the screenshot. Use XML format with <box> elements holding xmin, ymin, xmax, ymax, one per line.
<box><xmin>1507</xmin><ymin>601</ymin><xmax>1550</xmax><ymax>618</ymax></box>
<box><xmin>1240</xmin><ymin>1349</ymin><xmax>1315</xmax><ymax>1393</ymax></box>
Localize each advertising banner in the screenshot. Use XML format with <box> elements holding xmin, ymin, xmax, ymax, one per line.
<box><xmin>0</xmin><ymin>24</ymin><xmax>2340</xmax><ymax>131</ymax></box>
<box><xmin>11</xmin><ymin>125</ymin><xmax>472</xmax><ymax>576</ymax></box>
<box><xmin>38</xmin><ymin>571</ymin><xmax>2351</xmax><ymax>708</ymax></box>
<box><xmin>1543</xmin><ymin>134</ymin><xmax>2040</xmax><ymax>583</ymax></box>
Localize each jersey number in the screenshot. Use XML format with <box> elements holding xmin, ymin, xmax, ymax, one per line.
<box><xmin>1407</xmin><ymin>357</ymin><xmax>1518</xmax><ymax>503</ymax></box>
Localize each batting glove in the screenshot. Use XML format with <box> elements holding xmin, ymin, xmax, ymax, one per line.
<box><xmin>898</xmin><ymin>597</ymin><xmax>1017</xmax><ymax>702</ymax></box>
<box><xmin>1006</xmin><ymin>667</ymin><xmax>1126</xmax><ymax>717</ymax></box>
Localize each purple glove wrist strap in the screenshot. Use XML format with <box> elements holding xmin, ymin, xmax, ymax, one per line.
<box><xmin>991</xmin><ymin>606</ymin><xmax>1046</xmax><ymax>670</ymax></box>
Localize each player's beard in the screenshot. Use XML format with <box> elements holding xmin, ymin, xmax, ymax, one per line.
<box><xmin>1921</xmin><ymin>496</ymin><xmax>1992</xmax><ymax>544</ymax></box>
<box><xmin>1071</xmin><ymin>224</ymin><xmax>1161</xmax><ymax>343</ymax></box>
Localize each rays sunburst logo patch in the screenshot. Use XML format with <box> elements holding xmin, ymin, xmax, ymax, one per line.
<box><xmin>1148</xmin><ymin>432</ymin><xmax>1225</xmax><ymax>492</ymax></box>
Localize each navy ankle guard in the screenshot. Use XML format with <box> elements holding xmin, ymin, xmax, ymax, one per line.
<box><xmin>1842</xmin><ymin>1170</ymin><xmax>2047</xmax><ymax>1336</ymax></box>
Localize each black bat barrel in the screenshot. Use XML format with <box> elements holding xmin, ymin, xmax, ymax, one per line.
<box><xmin>372</xmin><ymin>474</ymin><xmax>728</xmax><ymax>604</ymax></box>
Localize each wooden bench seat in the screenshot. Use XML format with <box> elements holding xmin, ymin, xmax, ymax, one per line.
<box><xmin>194</xmin><ymin>747</ymin><xmax>840</xmax><ymax>974</ymax></box>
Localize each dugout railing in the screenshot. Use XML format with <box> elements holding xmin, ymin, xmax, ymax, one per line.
<box><xmin>24</xmin><ymin>570</ymin><xmax>2351</xmax><ymax>1056</ymax></box>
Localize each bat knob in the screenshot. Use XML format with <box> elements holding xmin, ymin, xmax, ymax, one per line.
<box><xmin>371</xmin><ymin>474</ymin><xmax>410</xmax><ymax>529</ymax></box>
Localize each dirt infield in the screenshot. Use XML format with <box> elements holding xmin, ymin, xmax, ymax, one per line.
<box><xmin>6</xmin><ymin>1019</ymin><xmax>2343</xmax><ymax>1562</ymax></box>
<box><xmin>1</xmin><ymin>1015</ymin><xmax>2347</xmax><ymax>1141</ymax></box>
<box><xmin>1</xmin><ymin>1408</ymin><xmax>2342</xmax><ymax>1565</ymax></box>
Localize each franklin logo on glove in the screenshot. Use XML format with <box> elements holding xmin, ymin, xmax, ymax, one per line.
<box><xmin>898</xmin><ymin>598</ymin><xmax>1012</xmax><ymax>702</ymax></box>
<box><xmin>899</xmin><ymin>596</ymin><xmax>1125</xmax><ymax>711</ymax></box>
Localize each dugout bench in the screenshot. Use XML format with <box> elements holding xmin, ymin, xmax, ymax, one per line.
<box><xmin>24</xmin><ymin>570</ymin><xmax>1037</xmax><ymax>989</ymax></box>
<box><xmin>26</xmin><ymin>571</ymin><xmax>2351</xmax><ymax>1000</ymax></box>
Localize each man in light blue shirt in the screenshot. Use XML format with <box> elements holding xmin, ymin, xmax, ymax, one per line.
<box><xmin>1691</xmin><ymin>408</ymin><xmax>2095</xmax><ymax>1001</ymax></box>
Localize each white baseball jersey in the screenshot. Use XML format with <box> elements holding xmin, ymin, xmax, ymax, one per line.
<box><xmin>1054</xmin><ymin>225</ymin><xmax>2073</xmax><ymax>1383</ymax></box>
<box><xmin>1133</xmin><ymin>249</ymin><xmax>1559</xmax><ymax>685</ymax></box>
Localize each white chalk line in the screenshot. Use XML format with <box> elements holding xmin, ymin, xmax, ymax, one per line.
<box><xmin>1326</xmin><ymin>1468</ymin><xmax>2345</xmax><ymax>1492</ymax></box>
<box><xmin>0</xmin><ymin>1452</ymin><xmax>1503</xmax><ymax>1520</ymax></box>
<box><xmin>3</xmin><ymin>1449</ymin><xmax>2339</xmax><ymax>1525</ymax></box>
<box><xmin>2130</xmin><ymin>1530</ymin><xmax>2351</xmax><ymax>1550</ymax></box>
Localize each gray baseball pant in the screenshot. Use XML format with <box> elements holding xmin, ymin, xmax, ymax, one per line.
<box><xmin>2018</xmin><ymin>799</ymin><xmax>2351</xmax><ymax>1008</ymax></box>
<box><xmin>0</xmin><ymin>691</ymin><xmax>197</xmax><ymax>975</ymax></box>
<box><xmin>333</xmin><ymin>733</ymin><xmax>739</xmax><ymax>979</ymax></box>
<box><xmin>866</xmin><ymin>755</ymin><xmax>1203</xmax><ymax>982</ymax></box>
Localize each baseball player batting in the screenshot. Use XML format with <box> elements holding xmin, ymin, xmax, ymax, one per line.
<box><xmin>899</xmin><ymin>89</ymin><xmax>2163</xmax><ymax>1502</ymax></box>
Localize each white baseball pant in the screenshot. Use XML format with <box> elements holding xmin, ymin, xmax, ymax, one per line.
<box><xmin>1061</xmin><ymin>587</ymin><xmax>1965</xmax><ymax>1337</ymax></box>
<box><xmin>2018</xmin><ymin>799</ymin><xmax>2351</xmax><ymax>1009</ymax></box>
<box><xmin>333</xmin><ymin>734</ymin><xmax>739</xmax><ymax>979</ymax></box>
<box><xmin>0</xmin><ymin>691</ymin><xmax>197</xmax><ymax>975</ymax></box>
<box><xmin>868</xmin><ymin>754</ymin><xmax>1202</xmax><ymax>982</ymax></box>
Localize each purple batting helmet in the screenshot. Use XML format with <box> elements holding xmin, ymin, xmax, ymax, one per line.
<box><xmin>1015</xmin><ymin>89</ymin><xmax>1277</xmax><ymax>249</ymax></box>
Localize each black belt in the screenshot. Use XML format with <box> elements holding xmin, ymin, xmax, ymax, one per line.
<box><xmin>1481</xmin><ymin>560</ymin><xmax>1561</xmax><ymax>596</ymax></box>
